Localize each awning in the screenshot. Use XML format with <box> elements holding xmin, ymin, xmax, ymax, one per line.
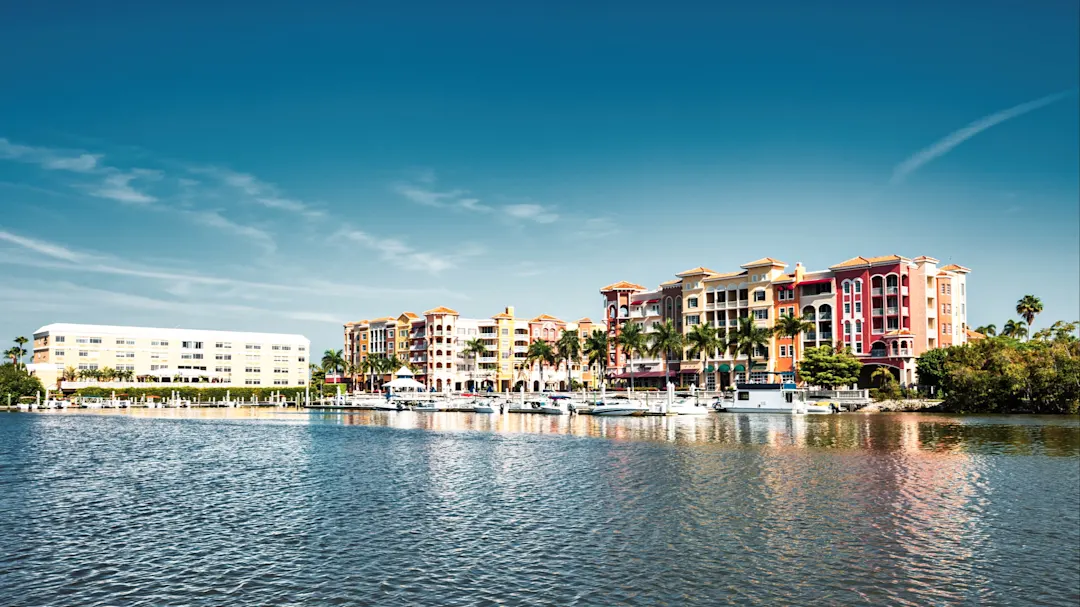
<box><xmin>718</xmin><ymin>364</ymin><xmax>730</xmax><ymax>372</ymax></box>
<box><xmin>631</xmin><ymin>298</ymin><xmax>659</xmax><ymax>305</ymax></box>
<box><xmin>705</xmin><ymin>365</ymin><xmax>715</xmax><ymax>373</ymax></box>
<box><xmin>734</xmin><ymin>364</ymin><xmax>746</xmax><ymax>372</ymax></box>
<box><xmin>799</xmin><ymin>278</ymin><xmax>831</xmax><ymax>286</ymax></box>
<box><xmin>678</xmin><ymin>369</ymin><xmax>697</xmax><ymax>374</ymax></box>
<box><xmin>610</xmin><ymin>370</ymin><xmax>674</xmax><ymax>379</ymax></box>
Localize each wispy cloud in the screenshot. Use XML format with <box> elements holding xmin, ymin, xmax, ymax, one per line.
<box><xmin>184</xmin><ymin>209</ymin><xmax>276</xmax><ymax>252</ymax></box>
<box><xmin>0</xmin><ymin>229</ymin><xmax>85</xmax><ymax>262</ymax></box>
<box><xmin>394</xmin><ymin>184</ymin><xmax>493</xmax><ymax>213</ymax></box>
<box><xmin>891</xmin><ymin>89</ymin><xmax>1078</xmax><ymax>185</ymax></box>
<box><xmin>0</xmin><ymin>137</ymin><xmax>101</xmax><ymax>174</ymax></box>
<box><xmin>504</xmin><ymin>203</ymin><xmax>559</xmax><ymax>224</ymax></box>
<box><xmin>196</xmin><ymin>167</ymin><xmax>325</xmax><ymax>219</ymax></box>
<box><xmin>337</xmin><ymin>228</ymin><xmax>485</xmax><ymax>274</ymax></box>
<box><xmin>90</xmin><ymin>169</ymin><xmax>161</xmax><ymax>204</ymax></box>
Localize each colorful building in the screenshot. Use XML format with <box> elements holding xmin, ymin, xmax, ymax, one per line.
<box><xmin>599</xmin><ymin>254</ymin><xmax>970</xmax><ymax>389</ymax></box>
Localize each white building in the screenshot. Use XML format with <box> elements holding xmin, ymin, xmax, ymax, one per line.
<box><xmin>30</xmin><ymin>323</ymin><xmax>310</xmax><ymax>389</ymax></box>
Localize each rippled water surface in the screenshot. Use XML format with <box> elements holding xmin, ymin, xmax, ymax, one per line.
<box><xmin>1</xmin><ymin>409</ymin><xmax>1078</xmax><ymax>606</ymax></box>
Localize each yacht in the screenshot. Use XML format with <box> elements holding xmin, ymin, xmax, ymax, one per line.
<box><xmin>723</xmin><ymin>383</ymin><xmax>835</xmax><ymax>414</ymax></box>
<box><xmin>591</xmin><ymin>396</ymin><xmax>649</xmax><ymax>417</ymax></box>
<box><xmin>668</xmin><ymin>396</ymin><xmax>710</xmax><ymax>416</ymax></box>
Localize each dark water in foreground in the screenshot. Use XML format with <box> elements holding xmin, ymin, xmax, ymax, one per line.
<box><xmin>1</xmin><ymin>410</ymin><xmax>1078</xmax><ymax>606</ymax></box>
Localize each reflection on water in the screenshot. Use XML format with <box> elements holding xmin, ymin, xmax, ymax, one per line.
<box><xmin>3</xmin><ymin>409</ymin><xmax>1078</xmax><ymax>606</ymax></box>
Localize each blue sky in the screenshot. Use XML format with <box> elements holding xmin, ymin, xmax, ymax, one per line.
<box><xmin>1</xmin><ymin>0</ymin><xmax>1078</xmax><ymax>353</ymax></box>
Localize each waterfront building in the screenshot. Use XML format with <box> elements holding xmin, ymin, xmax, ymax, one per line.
<box><xmin>600</xmin><ymin>254</ymin><xmax>970</xmax><ymax>389</ymax></box>
<box><xmin>28</xmin><ymin>323</ymin><xmax>310</xmax><ymax>389</ymax></box>
<box><xmin>344</xmin><ymin>306</ymin><xmax>595</xmax><ymax>392</ymax></box>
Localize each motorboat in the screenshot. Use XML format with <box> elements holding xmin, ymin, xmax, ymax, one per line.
<box><xmin>668</xmin><ymin>397</ymin><xmax>710</xmax><ymax>416</ymax></box>
<box><xmin>724</xmin><ymin>383</ymin><xmax>835</xmax><ymax>414</ymax></box>
<box><xmin>591</xmin><ymin>396</ymin><xmax>649</xmax><ymax>417</ymax></box>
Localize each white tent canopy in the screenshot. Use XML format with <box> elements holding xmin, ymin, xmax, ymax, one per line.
<box><xmin>394</xmin><ymin>366</ymin><xmax>414</xmax><ymax>377</ymax></box>
<box><xmin>386</xmin><ymin>377</ymin><xmax>424</xmax><ymax>390</ymax></box>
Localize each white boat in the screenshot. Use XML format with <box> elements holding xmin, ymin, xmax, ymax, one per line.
<box><xmin>723</xmin><ymin>383</ymin><xmax>835</xmax><ymax>414</ymax></box>
<box><xmin>591</xmin><ymin>396</ymin><xmax>649</xmax><ymax>416</ymax></box>
<box><xmin>669</xmin><ymin>397</ymin><xmax>710</xmax><ymax>416</ymax></box>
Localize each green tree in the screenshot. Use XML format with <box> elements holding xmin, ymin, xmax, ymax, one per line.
<box><xmin>99</xmin><ymin>367</ymin><xmax>117</xmax><ymax>382</ymax></box>
<box><xmin>798</xmin><ymin>345</ymin><xmax>862</xmax><ymax>389</ymax></box>
<box><xmin>555</xmin><ymin>330</ymin><xmax>582</xmax><ymax>391</ymax></box>
<box><xmin>526</xmin><ymin>339</ymin><xmax>556</xmax><ymax>391</ymax></box>
<box><xmin>0</xmin><ymin>363</ymin><xmax>44</xmax><ymax>400</ymax></box>
<box><xmin>772</xmin><ymin>312</ymin><xmax>815</xmax><ymax>382</ymax></box>
<box><xmin>1002</xmin><ymin>319</ymin><xmax>1028</xmax><ymax>340</ymax></box>
<box><xmin>13</xmin><ymin>336</ymin><xmax>29</xmax><ymax>368</ymax></box>
<box><xmin>915</xmin><ymin>348</ymin><xmax>948</xmax><ymax>391</ymax></box>
<box><xmin>4</xmin><ymin>347</ymin><xmax>20</xmax><ymax>367</ymax></box>
<box><xmin>973</xmin><ymin>324</ymin><xmax>997</xmax><ymax>337</ymax></box>
<box><xmin>648</xmin><ymin>320</ymin><xmax>684</xmax><ymax>386</ymax></box>
<box><xmin>583</xmin><ymin>330</ymin><xmax>609</xmax><ymax>387</ymax></box>
<box><xmin>1016</xmin><ymin>295</ymin><xmax>1043</xmax><ymax>336</ymax></box>
<box><xmin>321</xmin><ymin>349</ymin><xmax>346</xmax><ymax>376</ymax></box>
<box><xmin>732</xmin><ymin>317</ymin><xmax>771</xmax><ymax>383</ymax></box>
<box><xmin>616</xmin><ymin>322</ymin><xmax>647</xmax><ymax>392</ymax></box>
<box><xmin>685</xmin><ymin>322</ymin><xmax>721</xmax><ymax>387</ymax></box>
<box><xmin>461</xmin><ymin>338</ymin><xmax>489</xmax><ymax>391</ymax></box>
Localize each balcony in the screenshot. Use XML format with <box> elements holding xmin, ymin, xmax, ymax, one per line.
<box><xmin>872</xmin><ymin>308</ymin><xmax>884</xmax><ymax>316</ymax></box>
<box><xmin>819</xmin><ymin>332</ymin><xmax>833</xmax><ymax>340</ymax></box>
<box><xmin>804</xmin><ymin>332</ymin><xmax>817</xmax><ymax>341</ymax></box>
<box><xmin>478</xmin><ymin>356</ymin><xmax>498</xmax><ymax>363</ymax></box>
<box><xmin>871</xmin><ymin>287</ymin><xmax>883</xmax><ymax>296</ymax></box>
<box><xmin>886</xmin><ymin>287</ymin><xmax>899</xmax><ymax>295</ymax></box>
<box><xmin>514</xmin><ymin>346</ymin><xmax>528</xmax><ymax>353</ymax></box>
<box><xmin>887</xmin><ymin>307</ymin><xmax>899</xmax><ymax>315</ymax></box>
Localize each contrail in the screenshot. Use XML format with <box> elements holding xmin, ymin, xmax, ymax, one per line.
<box><xmin>890</xmin><ymin>88</ymin><xmax>1078</xmax><ymax>185</ymax></box>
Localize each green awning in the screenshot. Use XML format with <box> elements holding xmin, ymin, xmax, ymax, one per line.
<box><xmin>705</xmin><ymin>365</ymin><xmax>715</xmax><ymax>373</ymax></box>
<box><xmin>734</xmin><ymin>364</ymin><xmax>746</xmax><ymax>372</ymax></box>
<box><xmin>718</xmin><ymin>364</ymin><xmax>731</xmax><ymax>372</ymax></box>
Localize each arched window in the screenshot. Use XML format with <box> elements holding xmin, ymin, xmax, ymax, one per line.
<box><xmin>818</xmin><ymin>304</ymin><xmax>832</xmax><ymax>319</ymax></box>
<box><xmin>870</xmin><ymin>341</ymin><xmax>887</xmax><ymax>357</ymax></box>
<box><xmin>891</xmin><ymin>341</ymin><xmax>899</xmax><ymax>355</ymax></box>
<box><xmin>844</xmin><ymin>322</ymin><xmax>852</xmax><ymax>336</ymax></box>
<box><xmin>886</xmin><ymin>274</ymin><xmax>898</xmax><ymax>288</ymax></box>
<box><xmin>855</xmin><ymin>320</ymin><xmax>862</xmax><ymax>334</ymax></box>
<box><xmin>854</xmin><ymin>279</ymin><xmax>862</xmax><ymax>294</ymax></box>
<box><xmin>608</xmin><ymin>306</ymin><xmax>616</xmax><ymax>319</ymax></box>
<box><xmin>842</xmin><ymin>280</ymin><xmax>851</xmax><ymax>294</ymax></box>
<box><xmin>802</xmin><ymin>305</ymin><xmax>816</xmax><ymax>321</ymax></box>
<box><xmin>619</xmin><ymin>305</ymin><xmax>629</xmax><ymax>318</ymax></box>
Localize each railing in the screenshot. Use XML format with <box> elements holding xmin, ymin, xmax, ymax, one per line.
<box><xmin>808</xmin><ymin>389</ymin><xmax>870</xmax><ymax>402</ymax></box>
<box><xmin>872</xmin><ymin>308</ymin><xmax>884</xmax><ymax>316</ymax></box>
<box><xmin>886</xmin><ymin>287</ymin><xmax>899</xmax><ymax>295</ymax></box>
<box><xmin>804</xmin><ymin>332</ymin><xmax>817</xmax><ymax>340</ymax></box>
<box><xmin>871</xmin><ymin>287</ymin><xmax>883</xmax><ymax>296</ymax></box>
<box><xmin>819</xmin><ymin>332</ymin><xmax>833</xmax><ymax>340</ymax></box>
<box><xmin>886</xmin><ymin>307</ymin><xmax>899</xmax><ymax>315</ymax></box>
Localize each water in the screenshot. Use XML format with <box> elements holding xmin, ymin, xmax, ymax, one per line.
<box><xmin>1</xmin><ymin>410</ymin><xmax>1078</xmax><ymax>606</ymax></box>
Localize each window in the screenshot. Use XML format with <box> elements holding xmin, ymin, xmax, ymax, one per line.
<box><xmin>116</xmin><ymin>364</ymin><xmax>134</xmax><ymax>371</ymax></box>
<box><xmin>89</xmin><ymin>338</ymin><xmax>102</xmax><ymax>344</ymax></box>
<box><xmin>843</xmin><ymin>282</ymin><xmax>851</xmax><ymax>294</ymax></box>
<box><xmin>151</xmin><ymin>364</ymin><xmax>163</xmax><ymax>371</ymax></box>
<box><xmin>388</xmin><ymin>330</ymin><xmax>395</xmax><ymax>338</ymax></box>
<box><xmin>246</xmin><ymin>344</ymin><xmax>261</xmax><ymax>350</ymax></box>
<box><xmin>753</xmin><ymin>309</ymin><xmax>769</xmax><ymax>320</ymax></box>
<box><xmin>274</xmin><ymin>355</ymin><xmax>290</xmax><ymax>363</ymax></box>
<box><xmin>274</xmin><ymin>368</ymin><xmax>288</xmax><ymax>374</ymax></box>
<box><xmin>115</xmin><ymin>339</ymin><xmax>135</xmax><ymax>346</ymax></box>
<box><xmin>215</xmin><ymin>342</ymin><xmax>232</xmax><ymax>349</ymax></box>
<box><xmin>687</xmin><ymin>297</ymin><xmax>698</xmax><ymax>309</ymax></box>
<box><xmin>844</xmin><ymin>303</ymin><xmax>851</xmax><ymax>315</ymax></box>
<box><xmin>855</xmin><ymin>341</ymin><xmax>863</xmax><ymax>354</ymax></box>
<box><xmin>245</xmin><ymin>367</ymin><xmax>261</xmax><ymax>373</ymax></box>
<box><xmin>778</xmin><ymin>289</ymin><xmax>794</xmax><ymax>301</ymax></box>
<box><xmin>685</xmin><ymin>315</ymin><xmax>700</xmax><ymax>326</ymax></box>
<box><xmin>961</xmin><ymin>284</ymin><xmax>965</xmax><ymax>296</ymax></box>
<box><xmin>854</xmin><ymin>281</ymin><xmax>862</xmax><ymax>293</ymax></box>
<box><xmin>245</xmin><ymin>379</ymin><xmax>261</xmax><ymax>385</ymax></box>
<box><xmin>55</xmin><ymin>350</ymin><xmax>65</xmax><ymax>357</ymax></box>
<box><xmin>182</xmin><ymin>341</ymin><xmax>203</xmax><ymax>349</ymax></box>
<box><xmin>117</xmin><ymin>352</ymin><xmax>135</xmax><ymax>359</ymax></box>
<box><xmin>779</xmin><ymin>345</ymin><xmax>788</xmax><ymax>357</ymax></box>
<box><xmin>273</xmin><ymin>379</ymin><xmax>289</xmax><ymax>386</ymax></box>
<box><xmin>79</xmin><ymin>351</ymin><xmax>89</xmax><ymax>357</ymax></box>
<box><xmin>78</xmin><ymin>363</ymin><xmax>99</xmax><ymax>371</ymax></box>
<box><xmin>151</xmin><ymin>340</ymin><xmax>168</xmax><ymax>347</ymax></box>
<box><xmin>855</xmin><ymin>320</ymin><xmax>862</xmax><ymax>334</ymax></box>
<box><xmin>753</xmin><ymin>290</ymin><xmax>766</xmax><ymax>302</ymax></box>
<box><xmin>298</xmin><ymin>356</ymin><xmax>306</xmax><ymax>363</ymax></box>
<box><xmin>181</xmin><ymin>353</ymin><xmax>205</xmax><ymax>360</ymax></box>
<box><xmin>738</xmin><ymin>391</ymin><xmax>750</xmax><ymax>401</ymax></box>
<box><xmin>272</xmin><ymin>345</ymin><xmax>292</xmax><ymax>351</ymax></box>
<box><xmin>215</xmin><ymin>366</ymin><xmax>231</xmax><ymax>373</ymax></box>
<box><xmin>55</xmin><ymin>336</ymin><xmax>65</xmax><ymax>343</ymax></box>
<box><xmin>298</xmin><ymin>346</ymin><xmax>306</xmax><ymax>352</ymax></box>
<box><xmin>854</xmin><ymin>302</ymin><xmax>862</xmax><ymax>314</ymax></box>
<box><xmin>75</xmin><ymin>338</ymin><xmax>88</xmax><ymax>344</ymax></box>
<box><xmin>844</xmin><ymin>323</ymin><xmax>851</xmax><ymax>336</ymax></box>
<box><xmin>501</xmin><ymin>328</ymin><xmax>509</xmax><ymax>335</ymax></box>
<box><xmin>361</xmin><ymin>345</ymin><xmax>367</xmax><ymax>352</ymax></box>
<box><xmin>216</xmin><ymin>354</ymin><xmax>232</xmax><ymax>361</ymax></box>
<box><xmin>246</xmin><ymin>354</ymin><xmax>260</xmax><ymax>361</ymax></box>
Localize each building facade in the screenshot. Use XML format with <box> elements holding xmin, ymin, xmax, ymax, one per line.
<box><xmin>344</xmin><ymin>306</ymin><xmax>597</xmax><ymax>393</ymax></box>
<box><xmin>29</xmin><ymin>323</ymin><xmax>310</xmax><ymax>389</ymax></box>
<box><xmin>600</xmin><ymin>254</ymin><xmax>971</xmax><ymax>389</ymax></box>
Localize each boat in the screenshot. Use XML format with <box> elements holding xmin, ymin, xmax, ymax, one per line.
<box><xmin>591</xmin><ymin>396</ymin><xmax>649</xmax><ymax>416</ymax></box>
<box><xmin>668</xmin><ymin>396</ymin><xmax>710</xmax><ymax>416</ymax></box>
<box><xmin>724</xmin><ymin>383</ymin><xmax>835</xmax><ymax>414</ymax></box>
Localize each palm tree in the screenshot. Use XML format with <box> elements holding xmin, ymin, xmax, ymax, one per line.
<box><xmin>1002</xmin><ymin>319</ymin><xmax>1028</xmax><ymax>340</ymax></box>
<box><xmin>686</xmin><ymin>322</ymin><xmax>720</xmax><ymax>387</ymax></box>
<box><xmin>61</xmin><ymin>366</ymin><xmax>78</xmax><ymax>381</ymax></box>
<box><xmin>616</xmin><ymin>322</ymin><xmax>647</xmax><ymax>392</ymax></box>
<box><xmin>99</xmin><ymin>367</ymin><xmax>117</xmax><ymax>382</ymax></box>
<box><xmin>4</xmin><ymin>346</ymin><xmax>20</xmax><ymax>367</ymax></box>
<box><xmin>13</xmin><ymin>336</ymin><xmax>28</xmax><ymax>368</ymax></box>
<box><xmin>870</xmin><ymin>365</ymin><xmax>895</xmax><ymax>388</ymax></box>
<box><xmin>648</xmin><ymin>320</ymin><xmax>684</xmax><ymax>386</ymax></box>
<box><xmin>358</xmin><ymin>356</ymin><xmax>377</xmax><ymax>392</ymax></box>
<box><xmin>525</xmin><ymin>339</ymin><xmax>556</xmax><ymax>391</ymax></box>
<box><xmin>733</xmin><ymin>317</ymin><xmax>771</xmax><ymax>384</ymax></box>
<box><xmin>555</xmin><ymin>330</ymin><xmax>582</xmax><ymax>391</ymax></box>
<box><xmin>973</xmin><ymin>324</ymin><xmax>997</xmax><ymax>337</ymax></box>
<box><xmin>773</xmin><ymin>312</ymin><xmax>815</xmax><ymax>383</ymax></box>
<box><xmin>321</xmin><ymin>349</ymin><xmax>346</xmax><ymax>376</ymax></box>
<box><xmin>117</xmin><ymin>369</ymin><xmax>135</xmax><ymax>382</ymax></box>
<box><xmin>583</xmin><ymin>330</ymin><xmax>609</xmax><ymax>388</ymax></box>
<box><xmin>461</xmin><ymin>338</ymin><xmax>489</xmax><ymax>391</ymax></box>
<box><xmin>1016</xmin><ymin>295</ymin><xmax>1043</xmax><ymax>337</ymax></box>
